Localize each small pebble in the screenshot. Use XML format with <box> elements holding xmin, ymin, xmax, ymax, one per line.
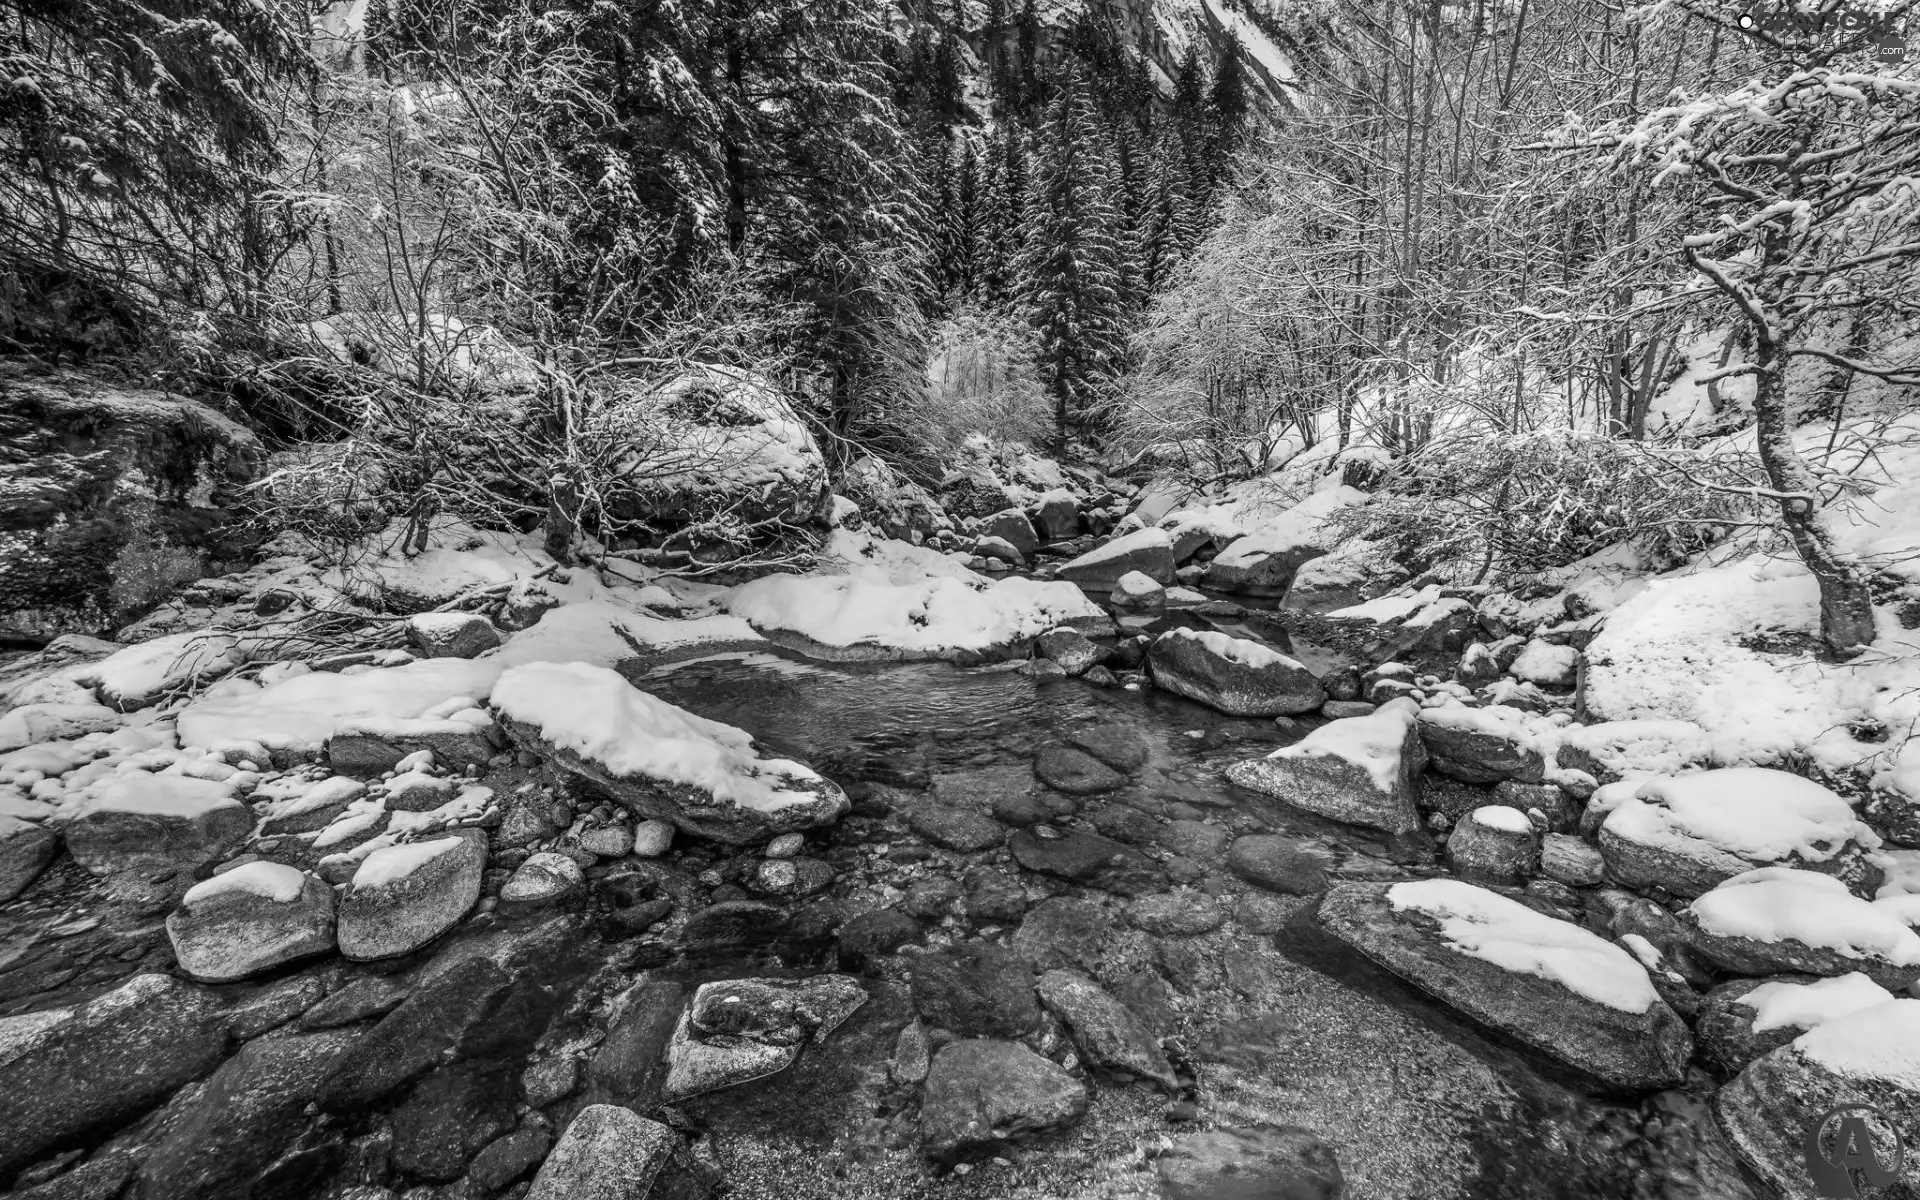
<box><xmin>765</xmin><ymin>832</ymin><xmax>805</xmax><ymax>859</ymax></box>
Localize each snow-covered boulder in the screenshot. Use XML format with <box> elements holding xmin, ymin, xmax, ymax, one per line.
<box><xmin>336</xmin><ymin>830</ymin><xmax>487</xmax><ymax>960</ymax></box>
<box><xmin>1281</xmin><ymin>538</ymin><xmax>1409</xmax><ymax>613</ymax></box>
<box><xmin>1555</xmin><ymin>719</ymin><xmax>1710</xmax><ymax>785</ymax></box>
<box><xmin>64</xmin><ymin>775</ymin><xmax>253</xmax><ymax>886</ymax></box>
<box><xmin>1226</xmin><ymin>699</ymin><xmax>1425</xmax><ymax>833</ymax></box>
<box><xmin>1148</xmin><ymin>629</ymin><xmax>1326</xmax><ymax>717</ymax></box>
<box><xmin>1057</xmin><ymin>527</ymin><xmax>1176</xmax><ymax>588</ymax></box>
<box><xmin>1315</xmin><ymin>880</ymin><xmax>1691</xmax><ymax>1091</ymax></box>
<box><xmin>1034</xmin><ymin>490</ymin><xmax>1080</xmax><ymax>541</ymax></box>
<box><xmin>497</xmin><ymin>851</ymin><xmax>587</xmax><ymax>917</ymax></box>
<box><xmin>1697</xmin><ymin>973</ymin><xmax>1895</xmax><ymax>1077</ymax></box>
<box><xmin>1683</xmin><ymin>870</ymin><xmax>1920</xmax><ymax>989</ymax></box>
<box><xmin>166</xmin><ymin>862</ymin><xmax>337</xmax><ymax>982</ymax></box>
<box><xmin>1597</xmin><ymin>769</ymin><xmax>1881</xmax><ymax>898</ymax></box>
<box><xmin>0</xmin><ymin>814</ymin><xmax>57</xmax><ymax>901</ymax></box>
<box><xmin>75</xmin><ymin>631</ymin><xmax>257</xmax><ymax>712</ymax></box>
<box><xmin>1445</xmin><ymin>805</ymin><xmax>1540</xmax><ymax>886</ymax></box>
<box><xmin>1034</xmin><ymin>627</ymin><xmax>1107</xmax><ymax>677</ymax></box>
<box><xmin>1110</xmin><ymin>569</ymin><xmax>1166</xmax><ymax>612</ymax></box>
<box><xmin>327</xmin><ymin>704</ymin><xmax>498</xmax><ymax>776</ymax></box>
<box><xmin>0</xmin><ymin>702</ymin><xmax>121</xmax><ymax>752</ymax></box>
<box><xmin>1202</xmin><ymin>487</ymin><xmax>1363</xmax><ymax>597</ymax></box>
<box><xmin>1416</xmin><ymin>704</ymin><xmax>1552</xmax><ymax>784</ymax></box>
<box><xmin>406</xmin><ymin>612</ymin><xmax>501</xmax><ymax>660</ymax></box>
<box><xmin>1716</xmin><ymin>999</ymin><xmax>1920</xmax><ymax>1197</ymax></box>
<box><xmin>492</xmin><ymin>661</ymin><xmax>847</xmax><ymax>845</ymax></box>
<box><xmin>1508</xmin><ymin>640</ymin><xmax>1579</xmax><ymax>689</ymax></box>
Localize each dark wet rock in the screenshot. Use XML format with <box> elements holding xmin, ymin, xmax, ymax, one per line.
<box><xmin>1035</xmin><ymin>492</ymin><xmax>1080</xmax><ymax>541</ymax></box>
<box><xmin>1157</xmin><ymin>1125</ymin><xmax>1345</xmax><ymax>1200</ymax></box>
<box><xmin>1036</xmin><ymin>968</ymin><xmax>1176</xmax><ymax>1090</ymax></box>
<box><xmin>746</xmin><ymin>855</ymin><xmax>835</xmax><ymax>898</ymax></box>
<box><xmin>1315</xmin><ymin>882</ymin><xmax>1692</xmax><ymax>1092</ymax></box>
<box><xmin>131</xmin><ymin>1028</ymin><xmax>358</xmax><ymax>1200</ymax></box>
<box><xmin>407</xmin><ymin>612</ymin><xmax>502</xmax><ymax>659</ymax></box>
<box><xmin>1494</xmin><ymin>780</ymin><xmax>1580</xmax><ymax>831</ymax></box>
<box><xmin>907</xmin><ymin>805</ymin><xmax>1005</xmax><ymax>852</ymax></box>
<box><xmin>919</xmin><ymin>1038</ymin><xmax>1090</xmax><ymax>1161</ymax></box>
<box><xmin>229</xmin><ymin>972</ymin><xmax>331</xmax><ymax>1039</ymax></box>
<box><xmin>391</xmin><ymin>1059</ymin><xmax>517</xmax><ymax>1182</ymax></box>
<box><xmin>1148</xmin><ymin>629</ymin><xmax>1326</xmax><ymax>717</ymax></box>
<box><xmin>1416</xmin><ymin>706</ymin><xmax>1548</xmax><ymax>784</ymax></box>
<box><xmin>526</xmin><ymin>1104</ymin><xmax>681</xmax><ymax>1200</ymax></box>
<box><xmin>993</xmin><ymin>790</ymin><xmax>1054</xmax><ymax>826</ymax></box>
<box><xmin>327</xmin><ymin>725</ymin><xmax>495</xmax><ymax>776</ymax></box>
<box><xmin>1233</xmin><ymin>892</ymin><xmax>1296</xmax><ymax>935</ymax></box>
<box><xmin>0</xmin><ymin>973</ymin><xmax>232</xmax><ymax>1176</ymax></box>
<box><xmin>910</xmin><ymin>943</ymin><xmax>1040</xmax><ymax>1037</ymax></box>
<box><xmin>1695</xmin><ymin>975</ymin><xmax>1841</xmax><ymax>1077</ymax></box>
<box><xmin>337</xmin><ymin>829</ymin><xmax>486</xmax><ymax>961</ymax></box>
<box><xmin>1127</xmin><ymin>892</ymin><xmax>1227</xmax><ymax>937</ymax></box>
<box><xmin>63</xmin><ymin>776</ymin><xmax>252</xmax><ymax>887</ymax></box>
<box><xmin>1011</xmin><ymin>897</ymin><xmax>1112</xmax><ymax>974</ymax></box>
<box><xmin>299</xmin><ymin>973</ymin><xmax>412</xmax><ymax>1030</ymax></box>
<box><xmin>1320</xmin><ymin>699</ymin><xmax>1375</xmax><ymax>719</ymax></box>
<box><xmin>1226</xmin><ymin>835</ymin><xmax>1329</xmax><ymax>896</ymax></box>
<box><xmin>963</xmin><ymin>868</ymin><xmax>1029</xmax><ymax>924</ymax></box>
<box><xmin>498</xmin><ymin>851</ymin><xmax>587</xmax><ymax>918</ymax></box>
<box><xmin>1226</xmin><ymin>701</ymin><xmax>1426</xmax><ymax>835</ymax></box>
<box><xmin>585</xmin><ymin>979</ymin><xmax>687</xmax><ymax>1111</ymax></box>
<box><xmin>1033</xmin><ymin>744</ymin><xmax>1127</xmax><ymax>795</ymax></box>
<box><xmin>166</xmin><ymin>863</ymin><xmax>336</xmax><ymax>983</ymax></box>
<box><xmin>1445</xmin><ymin>807</ymin><xmax>1541</xmax><ymax>887</ymax></box>
<box><xmin>1157</xmin><ymin>819</ymin><xmax>1230</xmax><ymax>860</ymax></box>
<box><xmin>1035</xmin><ymin>628</ymin><xmax>1108</xmax><ymax>677</ymax></box>
<box><xmin>1090</xmin><ymin>802</ymin><xmax>1158</xmax><ymax>844</ymax></box>
<box><xmin>1009</xmin><ymin>828</ymin><xmax>1164</xmax><ymax>896</ymax></box>
<box><xmin>838</xmin><ymin>908</ymin><xmax>923</xmax><ymax>963</ymax></box>
<box><xmin>1715</xmin><ymin>1006</ymin><xmax>1920</xmax><ymax>1199</ymax></box>
<box><xmin>683</xmin><ymin>900</ymin><xmax>790</xmax><ymax>950</ymax></box>
<box><xmin>1064</xmin><ymin>724</ymin><xmax>1150</xmax><ymax>774</ymax></box>
<box><xmin>0</xmin><ymin>815</ymin><xmax>58</xmax><ymax>901</ymax></box>
<box><xmin>1110</xmin><ymin>969</ymin><xmax>1178</xmax><ymax>1039</ymax></box>
<box><xmin>470</xmin><ymin>1114</ymin><xmax>553</xmax><ymax>1192</ymax></box>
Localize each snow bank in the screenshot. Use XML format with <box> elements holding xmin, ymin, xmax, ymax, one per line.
<box><xmin>1388</xmin><ymin>878</ymin><xmax>1659</xmax><ymax>1013</ymax></box>
<box><xmin>1606</xmin><ymin>768</ymin><xmax>1876</xmax><ymax>865</ymax></box>
<box><xmin>1792</xmin><ymin>998</ymin><xmax>1920</xmax><ymax>1089</ymax></box>
<box><xmin>177</xmin><ymin>659</ymin><xmax>503</xmax><ymax>758</ymax></box>
<box><xmin>491</xmin><ymin>661</ymin><xmax>827</xmax><ymax>814</ymax></box>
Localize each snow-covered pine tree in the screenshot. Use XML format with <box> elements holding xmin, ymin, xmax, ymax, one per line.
<box><xmin>975</xmin><ymin>129</ymin><xmax>1017</xmax><ymax>305</ymax></box>
<box><xmin>1203</xmin><ymin>35</ymin><xmax>1250</xmax><ymax>198</ymax></box>
<box><xmin>941</xmin><ymin>136</ymin><xmax>984</xmax><ymax>299</ymax></box>
<box><xmin>1014</xmin><ymin>67</ymin><xmax>1131</xmax><ymax>448</ymax></box>
<box><xmin>1142</xmin><ymin>130</ymin><xmax>1201</xmax><ymax>294</ymax></box>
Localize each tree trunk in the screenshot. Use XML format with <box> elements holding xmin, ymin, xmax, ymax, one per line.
<box><xmin>1749</xmin><ymin>346</ymin><xmax>1877</xmax><ymax>658</ymax></box>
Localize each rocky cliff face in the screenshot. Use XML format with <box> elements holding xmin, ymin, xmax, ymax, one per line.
<box><xmin>0</xmin><ymin>365</ymin><xmax>263</xmax><ymax>644</ymax></box>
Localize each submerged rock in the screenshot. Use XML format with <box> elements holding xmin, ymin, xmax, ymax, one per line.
<box><xmin>1035</xmin><ymin>968</ymin><xmax>1177</xmax><ymax>1090</ymax></box>
<box><xmin>1157</xmin><ymin>1126</ymin><xmax>1346</xmax><ymax>1200</ymax></box>
<box><xmin>1033</xmin><ymin>744</ymin><xmax>1127</xmax><ymax>794</ymax></box>
<box><xmin>1315</xmin><ymin>880</ymin><xmax>1692</xmax><ymax>1091</ymax></box>
<box><xmin>1226</xmin><ymin>835</ymin><xmax>1330</xmax><ymax>896</ymax></box>
<box><xmin>1148</xmin><ymin>629</ymin><xmax>1326</xmax><ymax>717</ymax></box>
<box><xmin>493</xmin><ymin>661</ymin><xmax>847</xmax><ymax>845</ymax></box>
<box><xmin>527</xmin><ymin>1104</ymin><xmax>682</xmax><ymax>1200</ymax></box>
<box><xmin>1227</xmin><ymin>699</ymin><xmax>1426</xmax><ymax>834</ymax></box>
<box><xmin>910</xmin><ymin>942</ymin><xmax>1040</xmax><ymax>1038</ymax></box>
<box><xmin>919</xmin><ymin>1038</ymin><xmax>1089</xmax><ymax>1160</ymax></box>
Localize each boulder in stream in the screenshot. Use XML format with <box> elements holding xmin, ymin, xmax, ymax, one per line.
<box><xmin>1056</xmin><ymin>528</ymin><xmax>1175</xmax><ymax>587</ymax></box>
<box><xmin>1148</xmin><ymin>629</ymin><xmax>1326</xmax><ymax>717</ymax></box>
<box><xmin>919</xmin><ymin>1038</ymin><xmax>1089</xmax><ymax>1160</ymax></box>
<box><xmin>1227</xmin><ymin>699</ymin><xmax>1425</xmax><ymax>834</ymax></box>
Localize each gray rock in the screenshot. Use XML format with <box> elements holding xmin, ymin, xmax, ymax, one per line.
<box><xmin>1057</xmin><ymin>528</ymin><xmax>1177</xmax><ymax>588</ymax></box>
<box><xmin>1417</xmin><ymin>707</ymin><xmax>1547</xmax><ymax>784</ymax></box>
<box><xmin>470</xmin><ymin>1115</ymin><xmax>554</xmax><ymax>1192</ymax></box>
<box><xmin>975</xmin><ymin>535</ymin><xmax>1026</xmax><ymax>566</ymax></box>
<box><xmin>632</xmin><ymin>818</ymin><xmax>675</xmax><ymax>857</ymax></box>
<box><xmin>1036</xmin><ymin>968</ymin><xmax>1177</xmax><ymax>1090</ymax></box>
<box><xmin>682</xmin><ymin>900</ymin><xmax>788</xmax><ymax>949</ymax></box>
<box><xmin>165</xmin><ymin>863</ymin><xmax>337</xmax><ymax>982</ymax></box>
<box><xmin>1445</xmin><ymin>806</ymin><xmax>1541</xmax><ymax>886</ymax></box>
<box><xmin>746</xmin><ymin>855</ymin><xmax>834</xmax><ymax>898</ymax></box>
<box><xmin>328</xmin><ymin>724</ymin><xmax>495</xmax><ymax>776</ymax></box>
<box><xmin>1148</xmin><ymin>629</ymin><xmax>1326</xmax><ymax>717</ymax></box>
<box><xmin>1234</xmin><ymin>891</ymin><xmax>1296</xmax><ymax>935</ymax></box>
<box><xmin>1158</xmin><ymin>1126</ymin><xmax>1346</xmax><ymax>1200</ymax></box>
<box><xmin>837</xmin><ymin>907</ymin><xmax>922</xmax><ymax>962</ymax></box>
<box><xmin>963</xmin><ymin>868</ymin><xmax>1029</xmax><ymax>924</ymax></box>
<box><xmin>132</xmin><ymin>1028</ymin><xmax>358</xmax><ymax>1200</ymax></box>
<box><xmin>1716</xmin><ymin>1013</ymin><xmax>1920</xmax><ymax>1198</ymax></box>
<box><xmin>1009</xmin><ymin>828</ymin><xmax>1165</xmax><ymax>896</ymax></box>
<box><xmin>910</xmin><ymin>943</ymin><xmax>1039</xmax><ymax>1037</ymax></box>
<box><xmin>1033</xmin><ymin>744</ymin><xmax>1126</xmax><ymax>794</ymax></box>
<box><xmin>1127</xmin><ymin>892</ymin><xmax>1227</xmax><ymax>936</ymax></box>
<box><xmin>1683</xmin><ymin>902</ymin><xmax>1920</xmax><ymax>989</ymax></box>
<box><xmin>1494</xmin><ymin>779</ymin><xmax>1581</xmax><ymax>831</ymax></box>
<box><xmin>687</xmin><ymin>974</ymin><xmax>867</xmax><ymax>1044</ymax></box>
<box><xmin>578</xmin><ymin>823</ymin><xmax>633</xmax><ymax>858</ymax></box>
<box><xmin>1035</xmin><ymin>492</ymin><xmax>1080</xmax><ymax>541</ymax></box>
<box><xmin>1157</xmin><ymin>819</ymin><xmax>1230</xmax><ymax>860</ymax></box>
<box><xmin>1226</xmin><ymin>702</ymin><xmax>1425</xmax><ymax>835</ymax></box>
<box><xmin>498</xmin><ymin>851</ymin><xmax>586</xmax><ymax>917</ymax></box>
<box><xmin>1320</xmin><ymin>699</ymin><xmax>1376</xmax><ymax>719</ymax></box>
<box><xmin>389</xmin><ymin>1059</ymin><xmax>518</xmax><ymax>1181</ymax></box>
<box><xmin>1064</xmin><ymin>724</ymin><xmax>1151</xmax><ymax>773</ymax></box>
<box><xmin>407</xmin><ymin>612</ymin><xmax>502</xmax><ymax>659</ymax></box>
<box><xmin>527</xmin><ymin>1104</ymin><xmax>681</xmax><ymax>1200</ymax></box>
<box><xmin>1034</xmin><ymin>627</ymin><xmax>1108</xmax><ymax>676</ymax></box>
<box><xmin>661</xmin><ymin>1005</ymin><xmax>800</xmax><ymax>1100</ymax></box>
<box><xmin>300</xmin><ymin>973</ymin><xmax>411</xmax><ymax>1030</ymax></box>
<box><xmin>907</xmin><ymin>804</ymin><xmax>1005</xmax><ymax>852</ymax></box>
<box><xmin>0</xmin><ymin>813</ymin><xmax>57</xmax><ymax>901</ymax></box>
<box><xmin>336</xmin><ymin>829</ymin><xmax>486</xmax><ymax>960</ymax></box>
<box><xmin>983</xmin><ymin>508</ymin><xmax>1040</xmax><ymax>556</ymax></box>
<box><xmin>764</xmin><ymin>831</ymin><xmax>805</xmax><ymax>859</ymax></box>
<box><xmin>1226</xmin><ymin>835</ymin><xmax>1330</xmax><ymax>895</ymax></box>
<box><xmin>1541</xmin><ymin>833</ymin><xmax>1607</xmax><ymax>887</ymax></box>
<box><xmin>0</xmin><ymin>974</ymin><xmax>232</xmax><ymax>1176</ymax></box>
<box><xmin>1315</xmin><ymin>882</ymin><xmax>1692</xmax><ymax>1091</ymax></box>
<box><xmin>1695</xmin><ymin>975</ymin><xmax>1840</xmax><ymax>1077</ymax></box>
<box><xmin>1010</xmin><ymin>897</ymin><xmax>1113</xmax><ymax>974</ymax></box>
<box><xmin>63</xmin><ymin>775</ymin><xmax>251</xmax><ymax>887</ymax></box>
<box><xmin>919</xmin><ymin>1039</ymin><xmax>1090</xmax><ymax>1160</ymax></box>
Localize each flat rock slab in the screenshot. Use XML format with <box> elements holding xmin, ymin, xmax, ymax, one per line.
<box><xmin>65</xmin><ymin>774</ymin><xmax>251</xmax><ymax>886</ymax></box>
<box><xmin>907</xmin><ymin>805</ymin><xmax>1005</xmax><ymax>852</ymax></box>
<box><xmin>527</xmin><ymin>1104</ymin><xmax>681</xmax><ymax>1200</ymax></box>
<box><xmin>1063</xmin><ymin>724</ymin><xmax>1150</xmax><ymax>774</ymax></box>
<box><xmin>1035</xmin><ymin>969</ymin><xmax>1176</xmax><ymax>1090</ymax></box>
<box><xmin>1226</xmin><ymin>835</ymin><xmax>1330</xmax><ymax>895</ymax></box>
<box><xmin>919</xmin><ymin>1038</ymin><xmax>1090</xmax><ymax>1160</ymax></box>
<box><xmin>1314</xmin><ymin>882</ymin><xmax>1692</xmax><ymax>1092</ymax></box>
<box><xmin>337</xmin><ymin>829</ymin><xmax>486</xmax><ymax>960</ymax></box>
